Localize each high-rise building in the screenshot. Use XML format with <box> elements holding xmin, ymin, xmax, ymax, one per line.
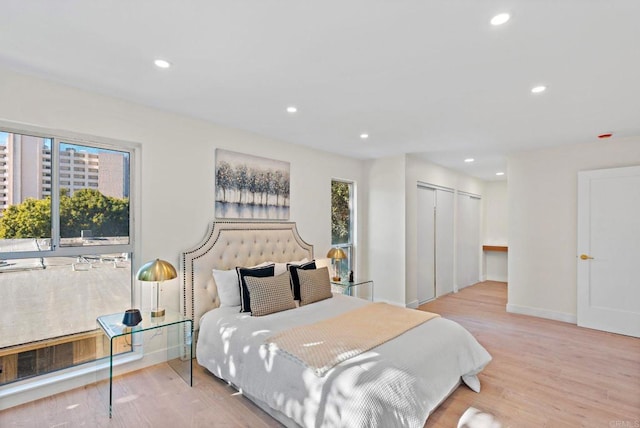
<box><xmin>0</xmin><ymin>132</ymin><xmax>128</xmax><ymax>214</ymax></box>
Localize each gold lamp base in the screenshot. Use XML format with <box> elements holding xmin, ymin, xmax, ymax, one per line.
<box><xmin>151</xmin><ymin>308</ymin><xmax>165</xmax><ymax>318</ymax></box>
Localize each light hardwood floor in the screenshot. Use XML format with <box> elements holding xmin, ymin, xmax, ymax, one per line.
<box><xmin>423</xmin><ymin>281</ymin><xmax>640</xmax><ymax>427</ymax></box>
<box><xmin>2</xmin><ymin>281</ymin><xmax>639</xmax><ymax>427</ymax></box>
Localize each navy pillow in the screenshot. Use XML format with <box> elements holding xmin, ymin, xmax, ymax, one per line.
<box><xmin>236</xmin><ymin>264</ymin><xmax>275</xmax><ymax>313</ymax></box>
<box><xmin>287</xmin><ymin>260</ymin><xmax>317</xmax><ymax>300</ymax></box>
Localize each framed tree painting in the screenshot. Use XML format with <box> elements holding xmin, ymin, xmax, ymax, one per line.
<box><xmin>215</xmin><ymin>149</ymin><xmax>290</xmax><ymax>220</ymax></box>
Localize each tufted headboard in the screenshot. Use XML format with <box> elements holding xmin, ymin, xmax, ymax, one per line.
<box><xmin>180</xmin><ymin>221</ymin><xmax>313</xmax><ymax>333</ymax></box>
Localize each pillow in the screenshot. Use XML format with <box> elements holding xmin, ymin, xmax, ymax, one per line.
<box><xmin>313</xmin><ymin>258</ymin><xmax>331</xmax><ymax>270</ymax></box>
<box><xmin>244</xmin><ymin>272</ymin><xmax>296</xmax><ymax>317</ymax></box>
<box><xmin>274</xmin><ymin>258</ymin><xmax>309</xmax><ymax>276</ymax></box>
<box><xmin>287</xmin><ymin>260</ymin><xmax>316</xmax><ymax>300</ymax></box>
<box><xmin>298</xmin><ymin>266</ymin><xmax>333</xmax><ymax>306</ymax></box>
<box><xmin>212</xmin><ymin>269</ymin><xmax>241</xmax><ymax>307</ymax></box>
<box><xmin>236</xmin><ymin>264</ymin><xmax>275</xmax><ymax>313</ymax></box>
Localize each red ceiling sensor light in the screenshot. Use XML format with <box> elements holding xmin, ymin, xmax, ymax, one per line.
<box><xmin>598</xmin><ymin>133</ymin><xmax>613</xmax><ymax>139</ymax></box>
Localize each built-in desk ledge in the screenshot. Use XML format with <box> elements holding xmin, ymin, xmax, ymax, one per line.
<box><xmin>482</xmin><ymin>245</ymin><xmax>508</xmax><ymax>252</ymax></box>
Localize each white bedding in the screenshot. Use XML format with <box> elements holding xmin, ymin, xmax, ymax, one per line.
<box><xmin>197</xmin><ymin>294</ymin><xmax>491</xmax><ymax>427</ymax></box>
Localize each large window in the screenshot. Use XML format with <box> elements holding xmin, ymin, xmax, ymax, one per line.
<box><xmin>331</xmin><ymin>180</ymin><xmax>355</xmax><ymax>275</ymax></box>
<box><xmin>0</xmin><ymin>129</ymin><xmax>135</xmax><ymax>386</ymax></box>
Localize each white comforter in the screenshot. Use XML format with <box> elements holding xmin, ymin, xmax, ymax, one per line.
<box><xmin>197</xmin><ymin>294</ymin><xmax>491</xmax><ymax>428</ymax></box>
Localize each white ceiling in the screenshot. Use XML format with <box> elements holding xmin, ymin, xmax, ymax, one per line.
<box><xmin>1</xmin><ymin>1</ymin><xmax>639</xmax><ymax>181</ymax></box>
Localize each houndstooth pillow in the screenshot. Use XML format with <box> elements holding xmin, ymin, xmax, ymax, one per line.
<box><xmin>298</xmin><ymin>267</ymin><xmax>333</xmax><ymax>306</ymax></box>
<box><xmin>244</xmin><ymin>272</ymin><xmax>296</xmax><ymax>317</ymax></box>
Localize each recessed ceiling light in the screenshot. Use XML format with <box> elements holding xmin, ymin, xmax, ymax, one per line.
<box><xmin>360</xmin><ymin>133</ymin><xmax>369</xmax><ymax>139</ymax></box>
<box><xmin>496</xmin><ymin>172</ymin><xmax>505</xmax><ymax>176</ymax></box>
<box><xmin>154</xmin><ymin>59</ymin><xmax>171</xmax><ymax>69</ymax></box>
<box><xmin>490</xmin><ymin>13</ymin><xmax>510</xmax><ymax>26</ymax></box>
<box><xmin>464</xmin><ymin>158</ymin><xmax>475</xmax><ymax>163</ymax></box>
<box><xmin>286</xmin><ymin>106</ymin><xmax>297</xmax><ymax>114</ymax></box>
<box><xmin>531</xmin><ymin>85</ymin><xmax>547</xmax><ymax>94</ymax></box>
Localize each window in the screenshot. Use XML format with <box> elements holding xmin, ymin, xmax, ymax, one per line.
<box><xmin>0</xmin><ymin>129</ymin><xmax>135</xmax><ymax>386</ymax></box>
<box><xmin>331</xmin><ymin>180</ymin><xmax>355</xmax><ymax>276</ymax></box>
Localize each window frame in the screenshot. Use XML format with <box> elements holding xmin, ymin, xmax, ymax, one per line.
<box><xmin>0</xmin><ymin>122</ymin><xmax>139</xmax><ymax>261</ymax></box>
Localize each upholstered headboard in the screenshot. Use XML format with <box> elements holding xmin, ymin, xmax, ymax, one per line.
<box><xmin>180</xmin><ymin>221</ymin><xmax>313</xmax><ymax>332</ymax></box>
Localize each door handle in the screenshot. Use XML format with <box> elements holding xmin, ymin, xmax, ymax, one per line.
<box><xmin>580</xmin><ymin>254</ymin><xmax>594</xmax><ymax>260</ymax></box>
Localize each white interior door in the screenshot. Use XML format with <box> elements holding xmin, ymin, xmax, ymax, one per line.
<box><xmin>456</xmin><ymin>193</ymin><xmax>481</xmax><ymax>289</ymax></box>
<box><xmin>417</xmin><ymin>186</ymin><xmax>435</xmax><ymax>303</ymax></box>
<box><xmin>435</xmin><ymin>189</ymin><xmax>454</xmax><ymax>296</ymax></box>
<box><xmin>577</xmin><ymin>166</ymin><xmax>640</xmax><ymax>337</ymax></box>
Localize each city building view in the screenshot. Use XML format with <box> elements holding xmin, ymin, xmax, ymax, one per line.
<box><xmin>0</xmin><ymin>132</ymin><xmax>129</xmax><ymax>213</ymax></box>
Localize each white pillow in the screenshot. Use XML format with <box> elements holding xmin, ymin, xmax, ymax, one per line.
<box><xmin>213</xmin><ymin>269</ymin><xmax>241</xmax><ymax>307</ymax></box>
<box><xmin>314</xmin><ymin>258</ymin><xmax>331</xmax><ymax>269</ymax></box>
<box><xmin>274</xmin><ymin>258</ymin><xmax>308</xmax><ymax>275</ymax></box>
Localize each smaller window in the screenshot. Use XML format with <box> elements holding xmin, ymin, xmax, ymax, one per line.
<box><xmin>331</xmin><ymin>180</ymin><xmax>355</xmax><ymax>276</ymax></box>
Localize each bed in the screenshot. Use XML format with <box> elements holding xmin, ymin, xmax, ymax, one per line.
<box><xmin>181</xmin><ymin>221</ymin><xmax>491</xmax><ymax>427</ymax></box>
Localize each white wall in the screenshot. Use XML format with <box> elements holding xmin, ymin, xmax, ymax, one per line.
<box><xmin>482</xmin><ymin>181</ymin><xmax>508</xmax><ymax>282</ymax></box>
<box><xmin>405</xmin><ymin>155</ymin><xmax>484</xmax><ymax>307</ymax></box>
<box><xmin>0</xmin><ymin>67</ymin><xmax>367</xmax><ymax>405</ymax></box>
<box><xmin>366</xmin><ymin>155</ymin><xmax>406</xmax><ymax>305</ymax></box>
<box><xmin>507</xmin><ymin>138</ymin><xmax>640</xmax><ymax>322</ymax></box>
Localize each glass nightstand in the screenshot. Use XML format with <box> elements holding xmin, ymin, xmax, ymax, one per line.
<box><xmin>331</xmin><ymin>279</ymin><xmax>374</xmax><ymax>300</ymax></box>
<box><xmin>96</xmin><ymin>310</ymin><xmax>193</xmax><ymax>417</ymax></box>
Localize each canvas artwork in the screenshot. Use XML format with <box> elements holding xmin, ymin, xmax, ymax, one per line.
<box><xmin>215</xmin><ymin>149</ymin><xmax>290</xmax><ymax>220</ymax></box>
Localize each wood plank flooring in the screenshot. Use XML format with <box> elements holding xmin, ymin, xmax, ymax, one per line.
<box><xmin>2</xmin><ymin>281</ymin><xmax>639</xmax><ymax>427</ymax></box>
<box><xmin>422</xmin><ymin>281</ymin><xmax>640</xmax><ymax>428</ymax></box>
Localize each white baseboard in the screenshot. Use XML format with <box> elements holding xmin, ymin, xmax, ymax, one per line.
<box><xmin>406</xmin><ymin>300</ymin><xmax>419</xmax><ymax>309</ymax></box>
<box><xmin>506</xmin><ymin>303</ymin><xmax>577</xmax><ymax>324</ymax></box>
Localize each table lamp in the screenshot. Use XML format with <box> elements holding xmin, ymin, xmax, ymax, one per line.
<box><xmin>326</xmin><ymin>248</ymin><xmax>347</xmax><ymax>282</ymax></box>
<box><xmin>136</xmin><ymin>258</ymin><xmax>177</xmax><ymax>318</ymax></box>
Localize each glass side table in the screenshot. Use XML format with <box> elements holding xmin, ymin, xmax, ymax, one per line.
<box><xmin>331</xmin><ymin>279</ymin><xmax>374</xmax><ymax>300</ymax></box>
<box><xmin>96</xmin><ymin>310</ymin><xmax>193</xmax><ymax>417</ymax></box>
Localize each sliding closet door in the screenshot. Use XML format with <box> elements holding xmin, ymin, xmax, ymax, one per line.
<box><xmin>417</xmin><ymin>185</ymin><xmax>454</xmax><ymax>303</ymax></box>
<box><xmin>417</xmin><ymin>186</ymin><xmax>436</xmax><ymax>303</ymax></box>
<box><xmin>456</xmin><ymin>193</ymin><xmax>481</xmax><ymax>289</ymax></box>
<box><xmin>435</xmin><ymin>189</ymin><xmax>454</xmax><ymax>296</ymax></box>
